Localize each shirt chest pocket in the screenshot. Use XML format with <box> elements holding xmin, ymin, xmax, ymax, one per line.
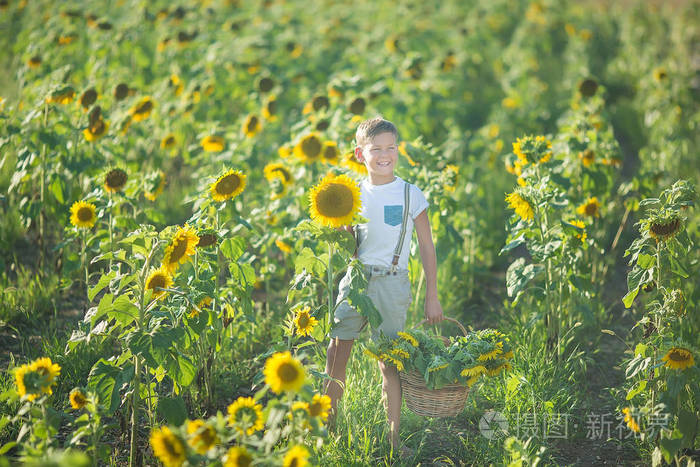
<box><xmin>384</xmin><ymin>205</ymin><xmax>403</xmax><ymax>226</ymax></box>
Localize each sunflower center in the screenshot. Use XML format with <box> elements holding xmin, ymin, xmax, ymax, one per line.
<box><xmin>302</xmin><ymin>137</ymin><xmax>321</xmax><ymax>158</ymax></box>
<box><xmin>349</xmin><ymin>98</ymin><xmax>365</xmax><ymax>115</ymax></box>
<box><xmin>266</xmin><ymin>100</ymin><xmax>276</xmax><ymax>115</ymax></box>
<box><xmin>77</xmin><ymin>207</ymin><xmax>94</xmax><ymax>221</ymax></box>
<box><xmin>669</xmin><ymin>350</ymin><xmax>689</xmax><ymax>362</ymax></box>
<box><xmin>164</xmin><ymin>437</ymin><xmax>182</xmax><ymax>457</ymax></box>
<box><xmin>106</xmin><ymin>170</ymin><xmax>127</xmax><ymax>188</ymax></box>
<box><xmin>277</xmin><ymin>362</ymin><xmax>300</xmax><ymax>383</ymax></box>
<box><xmin>197</xmin><ymin>234</ymin><xmax>217</xmax><ymax>247</ymax></box>
<box><xmin>259</xmin><ymin>77</ymin><xmax>274</xmax><ymax>92</ymax></box>
<box><xmin>216</xmin><ymin>174</ymin><xmax>241</xmax><ymax>195</ymax></box>
<box><xmin>308</xmin><ymin>402</ymin><xmax>322</xmax><ymax>417</ymax></box>
<box><xmin>584</xmin><ymin>203</ymin><xmax>598</xmax><ymax>216</ymax></box>
<box><xmin>323</xmin><ymin>146</ymin><xmax>337</xmax><ymax>160</ymax></box>
<box><xmin>298</xmin><ymin>315</ymin><xmax>309</xmax><ymax>328</ymax></box>
<box><xmin>239</xmin><ymin>454</ymin><xmax>253</xmax><ymax>467</ymax></box>
<box><xmin>168</xmin><ymin>238</ymin><xmax>187</xmax><ymax>264</ymax></box>
<box><xmin>316</xmin><ymin>183</ymin><xmax>354</xmax><ymax>218</ymax></box>
<box><xmin>149</xmin><ymin>275</ymin><xmax>166</xmax><ymax>290</ymax></box>
<box><xmin>289</xmin><ymin>459</ymin><xmax>299</xmax><ymax>467</ymax></box>
<box><xmin>247</xmin><ymin>116</ymin><xmax>259</xmax><ymax>133</ymax></box>
<box><xmin>135</xmin><ymin>100</ymin><xmax>153</xmax><ymax>114</ymax></box>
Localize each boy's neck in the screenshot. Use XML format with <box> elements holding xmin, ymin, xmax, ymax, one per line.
<box><xmin>367</xmin><ymin>174</ymin><xmax>397</xmax><ymax>186</ymax></box>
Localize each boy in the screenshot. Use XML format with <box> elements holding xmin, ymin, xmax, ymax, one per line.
<box><xmin>325</xmin><ymin>117</ymin><xmax>443</xmax><ymax>456</ymax></box>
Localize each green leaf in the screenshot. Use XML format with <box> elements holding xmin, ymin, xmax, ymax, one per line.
<box><xmin>294</xmin><ymin>247</ymin><xmax>326</xmax><ymax>278</ymax></box>
<box><xmin>625</xmin><ymin>380</ymin><xmax>646</xmax><ymax>400</ymax></box>
<box><xmin>49</xmin><ymin>176</ymin><xmax>65</xmax><ymax>204</ymax></box>
<box><xmin>346</xmin><ymin>289</ymin><xmax>382</xmax><ymax>328</ymax></box>
<box><xmin>166</xmin><ymin>353</ymin><xmax>196</xmax><ymax>386</ymax></box>
<box><xmin>499</xmin><ymin>235</ymin><xmax>525</xmax><ymax>255</ymax></box>
<box><xmin>637</xmin><ymin>254</ymin><xmax>655</xmax><ymax>270</ymax></box>
<box><xmin>622</xmin><ymin>288</ymin><xmax>639</xmax><ymax>309</ymax></box>
<box><xmin>87</xmin><ymin>359</ymin><xmax>122</xmax><ymax>414</ymax></box>
<box><xmin>89</xmin><ymin>271</ymin><xmax>117</xmax><ymax>301</ymax></box>
<box><xmin>677</xmin><ymin>409</ymin><xmax>697</xmax><ymax>441</ymax></box>
<box><xmin>108</xmin><ymin>295</ymin><xmax>138</xmax><ymax>326</ymax></box>
<box><xmin>506</xmin><ymin>258</ymin><xmax>544</xmax><ymax>298</ymax></box>
<box><xmin>220</xmin><ymin>237</ymin><xmax>247</xmax><ymax>261</ymax></box>
<box><xmin>158</xmin><ymin>396</ymin><xmax>188</xmax><ymax>426</ymax></box>
<box><xmin>659</xmin><ymin>429</ymin><xmax>683</xmax><ymax>464</ymax></box>
<box><xmin>0</xmin><ymin>442</ymin><xmax>17</xmax><ymax>455</ymax></box>
<box><xmin>668</xmin><ymin>255</ymin><xmax>689</xmax><ymax>278</ymax></box>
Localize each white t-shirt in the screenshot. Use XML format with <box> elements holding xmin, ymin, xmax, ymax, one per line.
<box><xmin>355</xmin><ymin>176</ymin><xmax>429</xmax><ymax>270</ymax></box>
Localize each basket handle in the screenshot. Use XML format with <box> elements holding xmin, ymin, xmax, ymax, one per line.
<box><xmin>414</xmin><ymin>317</ymin><xmax>468</xmax><ymax>336</ymax></box>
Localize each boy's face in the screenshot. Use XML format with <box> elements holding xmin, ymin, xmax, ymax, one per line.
<box><xmin>356</xmin><ymin>132</ymin><xmax>398</xmax><ymax>182</ymax></box>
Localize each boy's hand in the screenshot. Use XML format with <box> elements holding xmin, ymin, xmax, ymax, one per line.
<box><xmin>424</xmin><ymin>295</ymin><xmax>444</xmax><ymax>325</ymax></box>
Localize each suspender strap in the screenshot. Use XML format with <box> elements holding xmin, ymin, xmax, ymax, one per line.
<box><xmin>390</xmin><ymin>181</ymin><xmax>411</xmax><ymax>271</ymax></box>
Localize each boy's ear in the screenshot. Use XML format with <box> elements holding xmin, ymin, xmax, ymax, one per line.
<box><xmin>354</xmin><ymin>146</ymin><xmax>364</xmax><ymax>162</ymax></box>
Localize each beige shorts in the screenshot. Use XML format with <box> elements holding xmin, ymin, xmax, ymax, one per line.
<box><xmin>330</xmin><ymin>265</ymin><xmax>412</xmax><ymax>341</ymax></box>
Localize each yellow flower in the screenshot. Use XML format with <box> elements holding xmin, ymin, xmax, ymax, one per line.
<box><xmin>84</xmin><ymin>107</ymin><xmax>110</xmax><ymax>142</ymax></box>
<box><xmin>391</xmin><ymin>348</ymin><xmax>410</xmax><ymax>360</ymax></box>
<box><xmin>622</xmin><ymin>407</ymin><xmax>640</xmax><ymax>433</ymax></box>
<box><xmin>460</xmin><ymin>365</ymin><xmax>487</xmax><ymax>377</ymax></box>
<box><xmin>79</xmin><ymin>88</ymin><xmax>98</xmax><ymax>110</ymax></box>
<box><xmin>129</xmin><ymin>96</ymin><xmax>155</xmax><ymax>122</ymax></box>
<box><xmin>380</xmin><ymin>353</ymin><xmax>404</xmax><ymax>371</ymax></box>
<box><xmin>104</xmin><ymin>168</ymin><xmax>127</xmax><ymax>193</ymax></box>
<box><xmin>168</xmin><ymin>74</ymin><xmax>184</xmax><ymax>96</ymax></box>
<box><xmin>27</xmin><ymin>55</ymin><xmax>42</xmax><ymax>68</ymax></box>
<box><xmin>15</xmin><ymin>357</ymin><xmax>61</xmax><ymax>401</ymax></box>
<box><xmin>477</xmin><ymin>347</ymin><xmax>503</xmax><ymax>362</ymax></box>
<box><xmin>576</xmin><ymin>197</ymin><xmax>600</xmax><ymax>218</ymax></box>
<box><xmin>428</xmin><ymin>363</ymin><xmax>449</xmax><ymax>373</ymax></box>
<box><xmin>308</xmin><ymin>394</ymin><xmax>331</xmax><ymax>421</ymax></box>
<box><xmin>364</xmin><ymin>348</ymin><xmax>381</xmax><ymax>360</ymax></box>
<box><xmin>512</xmin><ymin>135</ymin><xmax>552</xmax><ymax>165</ymax></box>
<box><xmin>505</xmin><ymin>192</ymin><xmax>534</xmax><ymax>222</ymax></box>
<box><xmin>293</xmin><ymin>307</ymin><xmax>318</xmax><ymax>337</ymax></box>
<box><xmin>188</xmin><ymin>296</ymin><xmax>212</xmax><ymax>318</ymax></box>
<box><xmin>648</xmin><ymin>217</ymin><xmax>682</xmax><ymax>242</ymax></box>
<box><xmin>70</xmin><ymin>201</ymin><xmax>97</xmax><ymax>229</ymax></box>
<box><xmin>150</xmin><ymin>426</ymin><xmax>186</xmax><ymax>467</ymax></box>
<box><xmin>397</xmin><ymin>142</ymin><xmax>418</xmax><ymax>167</ymax></box>
<box><xmin>210</xmin><ymin>169</ymin><xmax>247</xmax><ymax>202</ymax></box>
<box><xmin>283</xmin><ymin>445</ymin><xmax>309</xmax><ymax>467</ymax></box>
<box><xmin>243</xmin><ymin>114</ymin><xmax>262</xmax><ymax>138</ymax></box>
<box><xmin>162</xmin><ymin>225</ymin><xmax>199</xmax><ymax>273</ymax></box>
<box><xmin>262</xmin><ymin>95</ymin><xmax>277</xmax><ymax>121</ymax></box>
<box><xmin>263</xmin><ymin>351</ymin><xmax>306</xmax><ymax>393</ymax></box>
<box><xmin>488</xmin><ymin>124</ymin><xmax>500</xmax><ymax>138</ymax></box>
<box><xmin>321</xmin><ymin>141</ymin><xmax>340</xmax><ymax>165</ymax></box>
<box><xmin>161</xmin><ymin>134</ymin><xmax>177</xmax><ymax>150</ymax></box>
<box><xmin>568</xmin><ymin>219</ymin><xmax>587</xmax><ymax>242</ymax></box>
<box><xmin>145</xmin><ymin>171</ymin><xmax>166</xmax><ymax>201</ymax></box>
<box><xmin>186</xmin><ymin>419</ymin><xmax>218</xmax><ymax>454</ymax></box>
<box><xmin>342</xmin><ymin>151</ymin><xmax>369</xmax><ymax>174</ymax></box>
<box><xmin>294</xmin><ymin>133</ymin><xmax>323</xmax><ymax>163</ymax></box>
<box><xmin>227</xmin><ymin>396</ymin><xmax>265</xmax><ymax>435</ymax></box>
<box><xmin>225</xmin><ymin>446</ymin><xmax>254</xmax><ymax>467</ymax></box>
<box><xmin>503</xmin><ymin>350</ymin><xmax>514</xmax><ymax>359</ymax></box>
<box><xmin>146</xmin><ymin>267</ymin><xmax>173</xmax><ymax>300</ymax></box>
<box><xmin>466</xmin><ymin>375</ymin><xmax>480</xmax><ymax>387</ymax></box>
<box><xmin>661</xmin><ymin>347</ymin><xmax>694</xmax><ymax>370</ymax></box>
<box><xmin>46</xmin><ymin>86</ymin><xmax>76</xmax><ymax>105</ymax></box>
<box><xmin>578</xmin><ymin>149</ymin><xmax>595</xmax><ymax>167</ymax></box>
<box><xmin>348</xmin><ymin>97</ymin><xmax>366</xmax><ymax>116</ymax></box>
<box><xmin>443</xmin><ymin>164</ymin><xmax>459</xmax><ymax>192</ymax></box>
<box><xmin>201</xmin><ymin>135</ymin><xmax>225</xmax><ymax>152</ymax></box>
<box><xmin>385</xmin><ymin>35</ymin><xmax>400</xmax><ymax>53</ymax></box>
<box><xmin>397</xmin><ymin>331</ymin><xmax>418</xmax><ymax>347</ymax></box>
<box><xmin>69</xmin><ymin>388</ymin><xmax>88</xmax><ymax>409</ymax></box>
<box><xmin>308</xmin><ymin>173</ymin><xmax>362</xmax><ymax>228</ymax></box>
<box><xmin>278</xmin><ymin>145</ymin><xmax>292</xmax><ymax>159</ymax></box>
<box><xmin>32</xmin><ymin>357</ymin><xmax>61</xmax><ymax>395</ymax></box>
<box><xmin>502</xmin><ymin>96</ymin><xmax>520</xmax><ymax>109</ymax></box>
<box><xmin>264</xmin><ymin>163</ymin><xmax>293</xmax><ymax>185</ymax></box>
<box><xmin>653</xmin><ymin>67</ymin><xmax>668</xmax><ymax>82</ymax></box>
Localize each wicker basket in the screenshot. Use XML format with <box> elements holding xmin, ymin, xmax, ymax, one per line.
<box><xmin>399</xmin><ymin>317</ymin><xmax>470</xmax><ymax>418</ymax></box>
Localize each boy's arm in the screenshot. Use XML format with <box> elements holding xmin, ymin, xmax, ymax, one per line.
<box><xmin>414</xmin><ymin>209</ymin><xmax>444</xmax><ymax>324</ymax></box>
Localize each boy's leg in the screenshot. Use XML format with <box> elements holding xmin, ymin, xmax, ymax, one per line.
<box><xmin>378</xmin><ymin>359</ymin><xmax>401</xmax><ymax>449</ymax></box>
<box><xmin>324</xmin><ymin>337</ymin><xmax>355</xmax><ymax>415</ymax></box>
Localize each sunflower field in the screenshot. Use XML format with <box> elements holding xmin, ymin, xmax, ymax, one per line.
<box><xmin>0</xmin><ymin>0</ymin><xmax>698</xmax><ymax>465</ymax></box>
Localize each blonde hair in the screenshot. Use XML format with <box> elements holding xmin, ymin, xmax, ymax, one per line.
<box><xmin>355</xmin><ymin>116</ymin><xmax>399</xmax><ymax>147</ymax></box>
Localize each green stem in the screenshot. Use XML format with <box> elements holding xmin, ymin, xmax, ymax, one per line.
<box><xmin>39</xmin><ymin>102</ymin><xmax>48</xmax><ymax>270</ymax></box>
<box><xmin>326</xmin><ymin>241</ymin><xmax>334</xmax><ymax>338</ymax></box>
<box><xmin>108</xmin><ymin>195</ymin><xmax>114</xmax><ymax>271</ymax></box>
<box><xmin>82</xmin><ymin>230</ymin><xmax>89</xmax><ymax>300</ymax></box>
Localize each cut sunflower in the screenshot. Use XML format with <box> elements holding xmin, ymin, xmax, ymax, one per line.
<box><xmin>210</xmin><ymin>169</ymin><xmax>247</xmax><ymax>202</ymax></box>
<box><xmin>308</xmin><ymin>173</ymin><xmax>362</xmax><ymax>228</ymax></box>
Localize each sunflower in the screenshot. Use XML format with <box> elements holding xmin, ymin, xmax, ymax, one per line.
<box><xmin>227</xmin><ymin>396</ymin><xmax>265</xmax><ymax>435</ymax></box>
<box><xmin>648</xmin><ymin>216</ymin><xmax>682</xmax><ymax>241</ymax></box>
<box><xmin>69</xmin><ymin>388</ymin><xmax>88</xmax><ymax>409</ymax></box>
<box><xmin>261</xmin><ymin>95</ymin><xmax>277</xmax><ymax>122</ymax></box>
<box><xmin>303</xmin><ymin>95</ymin><xmax>329</xmax><ymax>115</ymax></box>
<box><xmin>460</xmin><ymin>365</ymin><xmax>487</xmax><ymax>378</ymax></box>
<box><xmin>15</xmin><ymin>357</ymin><xmax>61</xmax><ymax>401</ymax></box>
<box><xmin>385</xmin><ymin>35</ymin><xmax>400</xmax><ymax>53</ymax></box>
<box><xmin>161</xmin><ymin>134</ymin><xmax>176</xmax><ymax>150</ymax></box>
<box><xmin>104</xmin><ymin>168</ymin><xmax>127</xmax><ymax>193</ymax></box>
<box><xmin>264</xmin><ymin>163</ymin><xmax>293</xmax><ymax>186</ymax></box>
<box><xmin>162</xmin><ymin>225</ymin><xmax>199</xmax><ymax>273</ymax></box>
<box><xmin>348</xmin><ymin>97</ymin><xmax>366</xmax><ymax>116</ymax></box>
<box><xmin>661</xmin><ymin>347</ymin><xmax>694</xmax><ymax>370</ymax></box>
<box><xmin>443</xmin><ymin>164</ymin><xmax>459</xmax><ymax>192</ymax></box>
<box><xmin>441</xmin><ymin>51</ymin><xmax>457</xmax><ymax>72</ymax></box>
<box><xmin>477</xmin><ymin>346</ymin><xmax>503</xmax><ymax>362</ymax></box>
<box><xmin>15</xmin><ymin>363</ymin><xmax>39</xmax><ymax>401</ymax></box>
<box><xmin>621</xmin><ymin>407</ymin><xmax>640</xmax><ymax>433</ymax></box>
<box><xmin>278</xmin><ymin>145</ymin><xmax>292</xmax><ymax>159</ymax></box>
<box><xmin>283</xmin><ymin>445</ymin><xmax>309</xmax><ymax>467</ymax></box>
<box><xmin>27</xmin><ymin>55</ymin><xmax>42</xmax><ymax>68</ymax></box>
<box><xmin>168</xmin><ymin>74</ymin><xmax>184</xmax><ymax>96</ymax></box>
<box><xmin>188</xmin><ymin>296</ymin><xmax>212</xmax><ymax>318</ymax></box>
<box><xmin>70</xmin><ymin>201</ymin><xmax>97</xmax><ymax>229</ymax></box>
<box><xmin>275</xmin><ymin>239</ymin><xmax>292</xmax><ymax>254</ymax></box>
<box><xmin>308</xmin><ymin>173</ymin><xmax>362</xmax><ymax>228</ymax></box>
<box><xmin>308</xmin><ymin>394</ymin><xmax>331</xmax><ymax>421</ymax></box>
<box><xmin>83</xmin><ymin>117</ymin><xmax>109</xmax><ymax>142</ymax></box>
<box><xmin>578</xmin><ymin>149</ymin><xmax>595</xmax><ymax>167</ymax></box>
<box><xmin>502</xmin><ymin>96</ymin><xmax>520</xmax><ymax>109</ymax></box>
<box><xmin>46</xmin><ymin>86</ymin><xmax>76</xmax><ymax>105</ymax></box>
<box><xmin>210</xmin><ymin>169</ymin><xmax>247</xmax><ymax>202</ymax></box>
<box><xmin>201</xmin><ymin>135</ymin><xmax>225</xmax><ymax>152</ymax></box>
<box><xmin>578</xmin><ymin>78</ymin><xmax>598</xmax><ymax>97</ymax></box>
<box><xmin>257</xmin><ymin>76</ymin><xmax>274</xmax><ymax>93</ymax></box>
<box><xmin>31</xmin><ymin>357</ymin><xmax>61</xmax><ymax>395</ymax></box>
<box><xmin>186</xmin><ymin>419</ymin><xmax>218</xmax><ymax>454</ymax></box>
<box><xmin>243</xmin><ymin>114</ymin><xmax>262</xmax><ymax>138</ymax></box>
<box><xmin>225</xmin><ymin>446</ymin><xmax>254</xmax><ymax>467</ymax></box>
<box><xmin>264</xmin><ymin>351</ymin><xmax>306</xmax><ymax>394</ymax></box>
<box><xmin>294</xmin><ymin>133</ymin><xmax>323</xmax><ymax>163</ymax></box>
<box><xmin>321</xmin><ymin>141</ymin><xmax>340</xmax><ymax>165</ymax></box>
<box><xmin>397</xmin><ymin>332</ymin><xmax>419</xmax><ymax>347</ymax></box>
<box><xmin>197</xmin><ymin>232</ymin><xmax>217</xmax><ymax>248</ymax></box>
<box><xmin>568</xmin><ymin>219</ymin><xmax>587</xmax><ymax>242</ymax></box>
<box><xmin>466</xmin><ymin>375</ymin><xmax>481</xmax><ymax>387</ymax></box>
<box><xmin>79</xmin><ymin>88</ymin><xmax>97</xmax><ymax>110</ymax></box>
<box><xmin>293</xmin><ymin>307</ymin><xmax>318</xmax><ymax>337</ymax></box>
<box><xmin>150</xmin><ymin>426</ymin><xmax>186</xmax><ymax>467</ymax></box>
<box><xmin>146</xmin><ymin>267</ymin><xmax>173</xmax><ymax>300</ymax></box>
<box><xmin>129</xmin><ymin>96</ymin><xmax>154</xmax><ymax>122</ymax></box>
<box><xmin>145</xmin><ymin>171</ymin><xmax>166</xmax><ymax>201</ymax></box>
<box><xmin>576</xmin><ymin>197</ymin><xmax>600</xmax><ymax>218</ymax></box>
<box><xmin>114</xmin><ymin>83</ymin><xmax>129</xmax><ymax>101</ymax></box>
<box><xmin>653</xmin><ymin>67</ymin><xmax>667</xmax><ymax>82</ymax></box>
<box><xmin>342</xmin><ymin>151</ymin><xmax>368</xmax><ymax>175</ymax></box>
<box><xmin>286</xmin><ymin>41</ymin><xmax>303</xmax><ymax>58</ymax></box>
<box><xmin>428</xmin><ymin>363</ymin><xmax>449</xmax><ymax>373</ymax></box>
<box><xmin>505</xmin><ymin>192</ymin><xmax>534</xmax><ymax>222</ymax></box>
<box><xmin>512</xmin><ymin>135</ymin><xmax>552</xmax><ymax>165</ymax></box>
<box><xmin>391</xmin><ymin>348</ymin><xmax>410</xmax><ymax>360</ymax></box>
<box><xmin>380</xmin><ymin>353</ymin><xmax>405</xmax><ymax>371</ymax></box>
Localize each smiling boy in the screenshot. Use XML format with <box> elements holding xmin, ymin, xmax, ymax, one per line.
<box><xmin>325</xmin><ymin>117</ymin><xmax>443</xmax><ymax>457</ymax></box>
